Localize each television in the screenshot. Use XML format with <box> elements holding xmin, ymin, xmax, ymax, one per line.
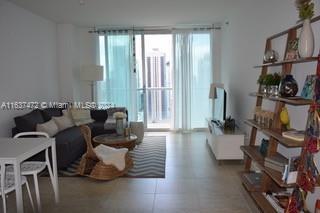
<box><xmin>213</xmin><ymin>87</ymin><xmax>226</xmax><ymax>123</ymax></box>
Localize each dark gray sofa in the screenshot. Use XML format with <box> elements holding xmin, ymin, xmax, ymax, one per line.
<box><xmin>12</xmin><ymin>107</ymin><xmax>127</xmax><ymax>169</ymax></box>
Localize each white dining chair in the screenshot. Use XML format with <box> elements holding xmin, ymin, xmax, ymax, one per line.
<box><xmin>7</xmin><ymin>132</ymin><xmax>55</xmax><ymax>213</ymax></box>
<box><xmin>1</xmin><ymin>164</ymin><xmax>35</xmax><ymax>213</ymax></box>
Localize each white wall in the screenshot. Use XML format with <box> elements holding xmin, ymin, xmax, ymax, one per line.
<box><xmin>74</xmin><ymin>27</ymin><xmax>99</xmax><ymax>102</ymax></box>
<box><xmin>0</xmin><ymin>0</ymin><xmax>59</xmax><ymax>136</ymax></box>
<box><xmin>220</xmin><ymin>0</ymin><xmax>320</xmax><ymax>210</ymax></box>
<box><xmin>57</xmin><ymin>24</ymin><xmax>99</xmax><ymax>102</ymax></box>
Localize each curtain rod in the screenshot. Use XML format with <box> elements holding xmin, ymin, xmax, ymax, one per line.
<box><xmin>88</xmin><ymin>25</ymin><xmax>221</xmax><ymax>34</ymax></box>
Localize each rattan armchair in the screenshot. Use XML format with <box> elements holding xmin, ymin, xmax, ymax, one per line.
<box><xmin>78</xmin><ymin>125</ymin><xmax>133</xmax><ymax>180</ymax></box>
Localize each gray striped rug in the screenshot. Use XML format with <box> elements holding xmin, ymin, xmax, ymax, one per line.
<box><xmin>58</xmin><ymin>136</ymin><xmax>166</xmax><ymax>178</ymax></box>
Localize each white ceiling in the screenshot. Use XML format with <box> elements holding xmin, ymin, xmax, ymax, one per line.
<box><xmin>9</xmin><ymin>0</ymin><xmax>241</xmax><ymax>27</ymax></box>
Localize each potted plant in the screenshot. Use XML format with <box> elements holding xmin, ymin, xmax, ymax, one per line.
<box><xmin>296</xmin><ymin>0</ymin><xmax>315</xmax><ymax>57</ymax></box>
<box><xmin>263</xmin><ymin>74</ymin><xmax>273</xmax><ymax>96</ymax></box>
<box><xmin>257</xmin><ymin>74</ymin><xmax>267</xmax><ymax>94</ymax></box>
<box><xmin>269</xmin><ymin>73</ymin><xmax>281</xmax><ymax>96</ymax></box>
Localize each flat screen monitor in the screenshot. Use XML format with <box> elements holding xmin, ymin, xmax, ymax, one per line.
<box><xmin>213</xmin><ymin>88</ymin><xmax>226</xmax><ymax>122</ymax></box>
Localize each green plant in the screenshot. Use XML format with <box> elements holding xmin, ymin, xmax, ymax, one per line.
<box><xmin>264</xmin><ymin>74</ymin><xmax>274</xmax><ymax>86</ymax></box>
<box><xmin>257</xmin><ymin>74</ymin><xmax>266</xmax><ymax>85</ymax></box>
<box><xmin>296</xmin><ymin>0</ymin><xmax>314</xmax><ymax>20</ymax></box>
<box><xmin>272</xmin><ymin>73</ymin><xmax>282</xmax><ymax>85</ymax></box>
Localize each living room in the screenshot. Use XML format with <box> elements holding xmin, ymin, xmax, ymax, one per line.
<box><xmin>1</xmin><ymin>0</ymin><xmax>320</xmax><ymax>212</ymax></box>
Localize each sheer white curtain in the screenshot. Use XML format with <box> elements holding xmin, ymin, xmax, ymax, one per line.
<box><xmin>97</xmin><ymin>30</ymin><xmax>137</xmax><ymax>121</ymax></box>
<box><xmin>173</xmin><ymin>30</ymin><xmax>213</xmax><ymax>131</ymax></box>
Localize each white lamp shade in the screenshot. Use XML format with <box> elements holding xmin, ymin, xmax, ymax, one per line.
<box><xmin>80</xmin><ymin>65</ymin><xmax>104</xmax><ymax>81</ymax></box>
<box><xmin>209</xmin><ymin>84</ymin><xmax>217</xmax><ymax>99</ymax></box>
<box><xmin>209</xmin><ymin>83</ymin><xmax>224</xmax><ymax>99</ymax></box>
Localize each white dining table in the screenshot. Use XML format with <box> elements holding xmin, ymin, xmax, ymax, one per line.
<box><xmin>0</xmin><ymin>138</ymin><xmax>59</xmax><ymax>213</ymax></box>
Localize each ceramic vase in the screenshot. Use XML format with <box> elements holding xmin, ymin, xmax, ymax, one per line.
<box><xmin>298</xmin><ymin>19</ymin><xmax>314</xmax><ymax>58</ymax></box>
<box><xmin>116</xmin><ymin>118</ymin><xmax>124</xmax><ymax>136</ymax></box>
<box><xmin>279</xmin><ymin>75</ymin><xmax>298</xmax><ymax>97</ymax></box>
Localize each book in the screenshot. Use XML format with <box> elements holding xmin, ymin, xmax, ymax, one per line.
<box><xmin>283</xmin><ymin>156</ymin><xmax>300</xmax><ymax>184</ymax></box>
<box><xmin>264</xmin><ymin>191</ymin><xmax>291</xmax><ymax>211</ymax></box>
<box><xmin>265</xmin><ymin>153</ymin><xmax>288</xmax><ymax>167</ymax></box>
<box><xmin>243</xmin><ymin>172</ymin><xmax>262</xmax><ymax>186</ymax></box>
<box><xmin>263</xmin><ymin>192</ymin><xmax>290</xmax><ymax>213</ymax></box>
<box><xmin>301</xmin><ymin>74</ymin><xmax>317</xmax><ymax>100</ymax></box>
<box><xmin>264</xmin><ymin>161</ymin><xmax>285</xmax><ymax>173</ymax></box>
<box><xmin>282</xmin><ymin>130</ymin><xmax>305</xmax><ymax>142</ymax></box>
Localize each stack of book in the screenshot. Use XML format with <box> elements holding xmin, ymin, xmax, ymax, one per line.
<box><xmin>263</xmin><ymin>192</ymin><xmax>290</xmax><ymax>213</ymax></box>
<box><xmin>264</xmin><ymin>153</ymin><xmax>288</xmax><ymax>173</ymax></box>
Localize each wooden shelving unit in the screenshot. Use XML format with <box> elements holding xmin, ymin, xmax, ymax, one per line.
<box><xmin>240</xmin><ymin>15</ymin><xmax>320</xmax><ymax>212</ymax></box>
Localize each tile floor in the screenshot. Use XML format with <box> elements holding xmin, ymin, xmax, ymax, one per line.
<box><xmin>6</xmin><ymin>132</ymin><xmax>259</xmax><ymax>213</ymax></box>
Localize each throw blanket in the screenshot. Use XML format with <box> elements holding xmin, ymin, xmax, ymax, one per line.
<box><xmin>94</xmin><ymin>145</ymin><xmax>128</xmax><ymax>171</ymax></box>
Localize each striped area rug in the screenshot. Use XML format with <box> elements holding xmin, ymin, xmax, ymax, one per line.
<box><xmin>58</xmin><ymin>136</ymin><xmax>166</xmax><ymax>178</ymax></box>
<box><xmin>125</xmin><ymin>136</ymin><xmax>166</xmax><ymax>178</ymax></box>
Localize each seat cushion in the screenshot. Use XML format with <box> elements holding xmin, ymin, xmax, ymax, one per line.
<box><xmin>88</xmin><ymin>122</ymin><xmax>115</xmax><ymax>137</ymax></box>
<box><xmin>54</xmin><ymin>126</ymin><xmax>86</xmax><ymax>169</ymax></box>
<box><xmin>14</xmin><ymin>109</ymin><xmax>45</xmax><ymax>132</ymax></box>
<box><xmin>6</xmin><ymin>161</ymin><xmax>46</xmax><ymax>175</ymax></box>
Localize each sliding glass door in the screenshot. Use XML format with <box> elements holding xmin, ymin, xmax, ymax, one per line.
<box><xmin>97</xmin><ymin>28</ymin><xmax>213</xmax><ymax>131</ymax></box>
<box><xmin>135</xmin><ymin>33</ymin><xmax>173</xmax><ymax>130</ymax></box>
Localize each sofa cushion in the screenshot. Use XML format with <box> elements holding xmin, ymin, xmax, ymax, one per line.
<box><xmin>36</xmin><ymin>119</ymin><xmax>59</xmax><ymax>137</ymax></box>
<box><xmin>70</xmin><ymin>108</ymin><xmax>94</xmax><ymax>126</ymax></box>
<box><xmin>52</xmin><ymin>115</ymin><xmax>74</xmax><ymax>131</ymax></box>
<box><xmin>41</xmin><ymin>108</ymin><xmax>63</xmax><ymax>121</ymax></box>
<box><xmin>14</xmin><ymin>109</ymin><xmax>45</xmax><ymax>132</ymax></box>
<box><xmin>90</xmin><ymin>110</ymin><xmax>108</xmax><ymax>122</ymax></box>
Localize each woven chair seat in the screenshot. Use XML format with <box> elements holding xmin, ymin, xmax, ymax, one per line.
<box><xmin>77</xmin><ymin>125</ymin><xmax>133</xmax><ymax>180</ymax></box>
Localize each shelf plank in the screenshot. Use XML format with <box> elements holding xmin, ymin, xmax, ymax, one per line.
<box><xmin>251</xmin><ymin>192</ymin><xmax>277</xmax><ymax>213</ymax></box>
<box><xmin>239</xmin><ymin>171</ymin><xmax>262</xmax><ymax>192</ymax></box>
<box><xmin>253</xmin><ymin>57</ymin><xmax>318</xmax><ymax>68</ymax></box>
<box><xmin>249</xmin><ymin>92</ymin><xmax>313</xmax><ymax>106</ymax></box>
<box><xmin>241</xmin><ymin>146</ymin><xmax>264</xmax><ymax>162</ymax></box>
<box><xmin>244</xmin><ymin>120</ymin><xmax>304</xmax><ymax>147</ymax></box>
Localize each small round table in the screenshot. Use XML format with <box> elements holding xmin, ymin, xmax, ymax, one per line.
<box><xmin>92</xmin><ymin>134</ymin><xmax>137</xmax><ymax>150</ymax></box>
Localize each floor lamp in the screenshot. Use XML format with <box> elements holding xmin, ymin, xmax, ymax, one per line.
<box><xmin>80</xmin><ymin>65</ymin><xmax>104</xmax><ymax>102</ymax></box>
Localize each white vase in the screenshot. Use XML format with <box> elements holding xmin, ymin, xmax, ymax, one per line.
<box><xmin>298</xmin><ymin>19</ymin><xmax>314</xmax><ymax>58</ymax></box>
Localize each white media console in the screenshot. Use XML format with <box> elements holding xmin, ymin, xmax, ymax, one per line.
<box><xmin>206</xmin><ymin>118</ymin><xmax>244</xmax><ymax>162</ymax></box>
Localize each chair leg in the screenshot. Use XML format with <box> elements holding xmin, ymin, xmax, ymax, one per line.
<box><xmin>45</xmin><ymin>149</ymin><xmax>55</xmax><ymax>191</ymax></box>
<box><xmin>46</xmin><ymin>161</ymin><xmax>54</xmax><ymax>189</ymax></box>
<box><xmin>2</xmin><ymin>193</ymin><xmax>6</xmax><ymax>213</ymax></box>
<box><xmin>25</xmin><ymin>181</ymin><xmax>35</xmax><ymax>212</ymax></box>
<box><xmin>33</xmin><ymin>174</ymin><xmax>41</xmax><ymax>213</ymax></box>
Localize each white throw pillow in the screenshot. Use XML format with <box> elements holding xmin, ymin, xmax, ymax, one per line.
<box><xmin>70</xmin><ymin>108</ymin><xmax>94</xmax><ymax>126</ymax></box>
<box><xmin>52</xmin><ymin>115</ymin><xmax>74</xmax><ymax>131</ymax></box>
<box><xmin>62</xmin><ymin>109</ymin><xmax>75</xmax><ymax>125</ymax></box>
<box><xmin>36</xmin><ymin>119</ymin><xmax>59</xmax><ymax>137</ymax></box>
